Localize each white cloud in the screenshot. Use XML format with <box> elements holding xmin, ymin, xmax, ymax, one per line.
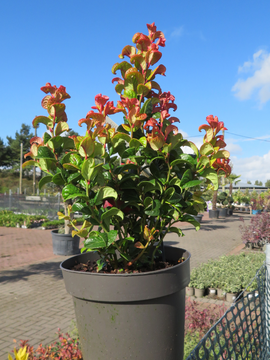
<box><xmin>226</xmin><ymin>142</ymin><xmax>242</xmax><ymax>155</ymax></box>
<box><xmin>232</xmin><ymin>151</ymin><xmax>270</xmax><ymax>184</ymax></box>
<box><xmin>171</xmin><ymin>26</ymin><xmax>184</xmax><ymax>38</ymax></box>
<box><xmin>232</xmin><ymin>49</ymin><xmax>270</xmax><ymax>105</ymax></box>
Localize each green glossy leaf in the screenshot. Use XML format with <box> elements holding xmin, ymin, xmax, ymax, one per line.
<box><xmin>62</xmin><ymin>184</ymin><xmax>87</xmax><ymax>201</ymax></box>
<box><xmin>114</xmin><ymin>163</ymin><xmax>138</xmax><ymax>174</ymax></box>
<box><xmin>52</xmin><ymin>173</ymin><xmax>65</xmax><ymax>186</ymax></box>
<box><xmin>43</xmin><ymin>132</ymin><xmax>51</xmax><ymax>144</ymax></box>
<box><xmin>94</xmin><ymin>186</ymin><xmax>118</xmax><ymax>206</ymax></box>
<box><xmin>181</xmin><ymin>179</ymin><xmax>202</xmax><ymax>189</ymax></box>
<box><xmin>145</xmin><ymin>199</ymin><xmax>161</xmax><ymax>216</ymax></box>
<box><xmin>63</xmin><ymin>163</ymin><xmax>80</xmax><ymax>171</ymax></box>
<box><xmin>107</xmin><ymin>230</ymin><xmax>118</xmax><ymax>247</ymax></box>
<box><xmin>37</xmin><ymin>146</ymin><xmax>55</xmax><ymax>159</ymax></box>
<box><xmin>39</xmin><ymin>158</ymin><xmax>57</xmax><ymax>172</ymax></box>
<box><xmin>81</xmin><ymin>158</ymin><xmax>95</xmax><ymax>181</ymax></box>
<box><xmin>180</xmin><ymin>169</ymin><xmax>193</xmax><ymax>187</ymax></box>
<box><xmin>140</xmin><ymin>98</ymin><xmax>153</xmax><ymax>117</ymax></box>
<box><xmin>182</xmin><ymin>215</ymin><xmax>200</xmax><ymax>231</ymax></box>
<box><xmin>129</xmin><ymin>138</ymin><xmax>142</xmax><ymax>150</ymax></box>
<box><xmin>139</xmin><ymin>137</ymin><xmax>147</xmax><ymax>147</ymax></box>
<box><xmin>112</xmin><ymin>133</ymin><xmax>131</xmax><ymax>147</ymax></box>
<box><xmin>125</xmin><ymin>67</ymin><xmax>144</xmax><ymax>83</ymax></box>
<box><xmin>67</xmin><ymin>173</ymin><xmax>81</xmax><ymax>183</ymax></box>
<box><xmin>137</xmin><ymin>83</ymin><xmax>151</xmax><ymax>96</ymax></box>
<box><xmin>112</xmin><ymin>61</ymin><xmax>132</xmax><ymax>77</ymax></box>
<box><xmin>101</xmin><ymin>208</ymin><xmax>124</xmax><ymax>221</ymax></box>
<box><xmin>84</xmin><ymin>231</ymin><xmax>107</xmax><ymax>249</ymax></box>
<box><xmin>79</xmin><ymin>137</ymin><xmax>95</xmax><ymax>158</ymax></box>
<box><xmin>38</xmin><ymin>175</ymin><xmax>53</xmax><ymax>189</ymax></box>
<box><xmin>121</xmin><ymin>147</ymin><xmax>137</xmax><ymax>158</ymax></box>
<box><xmin>169</xmin><ymin>227</ymin><xmax>183</xmax><ymax>237</ymax></box>
<box><xmin>201</xmin><ymin>168</ymin><xmax>219</xmax><ymax>190</ymax></box>
<box><xmin>163</xmin><ymin>187</ymin><xmax>175</xmax><ymax>201</ymax></box>
<box><xmin>200</xmin><ymin>143</ymin><xmax>214</xmax><ymax>156</ymax></box>
<box><xmin>169</xmin><ymin>192</ymin><xmax>182</xmax><ymax>204</ymax></box>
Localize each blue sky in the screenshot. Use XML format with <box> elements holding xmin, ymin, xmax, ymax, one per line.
<box><xmin>1</xmin><ymin>0</ymin><xmax>270</xmax><ymax>184</ymax></box>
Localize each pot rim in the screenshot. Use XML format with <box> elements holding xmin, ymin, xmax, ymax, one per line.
<box><xmin>60</xmin><ymin>246</ymin><xmax>191</xmax><ymax>278</ymax></box>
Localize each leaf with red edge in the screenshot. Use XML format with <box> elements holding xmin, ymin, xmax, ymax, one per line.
<box><xmin>86</xmin><ymin>113</ymin><xmax>105</xmax><ymax>123</ymax></box>
<box><xmin>22</xmin><ymin>160</ymin><xmax>39</xmax><ymax>168</ymax></box>
<box><xmin>165</xmin><ymin>125</ymin><xmax>178</xmax><ymax>138</ymax></box>
<box><xmin>32</xmin><ymin>116</ymin><xmax>53</xmax><ymax>129</ymax></box>
<box><xmin>40</xmin><ymin>83</ymin><xmax>57</xmax><ymax>94</ymax></box>
<box><xmin>200</xmin><ymin>142</ymin><xmax>214</xmax><ymax>156</ymax></box>
<box><xmin>212</xmin><ymin>150</ymin><xmax>230</xmax><ymax>160</ymax></box>
<box><xmin>41</xmin><ymin>95</ymin><xmax>51</xmax><ymax>109</ymax></box>
<box><xmin>168</xmin><ymin>117</ymin><xmax>180</xmax><ymax>124</ymax></box>
<box><xmin>148</xmin><ymin>50</ymin><xmax>162</xmax><ymax>66</ymax></box>
<box><xmin>79</xmin><ymin>137</ymin><xmax>95</xmax><ymax>158</ymax></box>
<box><xmin>112</xmin><ymin>77</ymin><xmax>124</xmax><ymax>85</ymax></box>
<box><xmin>148</xmin><ymin>133</ymin><xmax>165</xmax><ymax>151</ymax></box>
<box><xmin>198</xmin><ymin>124</ymin><xmax>210</xmax><ymax>132</ymax></box>
<box><xmin>55</xmin><ymin>121</ymin><xmax>69</xmax><ymax>136</ymax></box>
<box><xmin>150</xmin><ymin>81</ymin><xmax>162</xmax><ymax>93</ymax></box>
<box><xmin>130</xmin><ymin>54</ymin><xmax>147</xmax><ymax>70</ymax></box>
<box><xmin>137</xmin><ymin>82</ymin><xmax>151</xmax><ymax>96</ymax></box>
<box><xmin>136</xmin><ymin>34</ymin><xmax>151</xmax><ymax>51</ymax></box>
<box><xmin>147</xmin><ymin>65</ymin><xmax>166</xmax><ymax>80</ymax></box>
<box><xmin>119</xmin><ymin>45</ymin><xmax>136</xmax><ymax>59</ymax></box>
<box><xmin>134</xmin><ymin>242</ymin><xmax>145</xmax><ymax>249</ymax></box>
<box><xmin>30</xmin><ymin>137</ymin><xmax>43</xmax><ymax>145</ymax></box>
<box><xmin>115</xmin><ymin>84</ymin><xmax>124</xmax><ymax>95</ymax></box>
<box><xmin>125</xmin><ymin>68</ymin><xmax>144</xmax><ymax>84</ymax></box>
<box><xmin>30</xmin><ymin>143</ymin><xmax>39</xmax><ymax>157</ymax></box>
<box><xmin>112</xmin><ymin>61</ymin><xmax>132</xmax><ymax>78</ymax></box>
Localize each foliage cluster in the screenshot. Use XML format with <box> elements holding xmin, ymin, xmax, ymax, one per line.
<box><xmin>24</xmin><ymin>23</ymin><xmax>231</xmax><ymax>271</ymax></box>
<box><xmin>0</xmin><ymin>210</ymin><xmax>47</xmax><ymax>228</ymax></box>
<box><xmin>42</xmin><ymin>217</ymin><xmax>85</xmax><ymax>229</ymax></box>
<box><xmin>9</xmin><ymin>330</ymin><xmax>82</xmax><ymax>360</ymax></box>
<box><xmin>217</xmin><ymin>191</ymin><xmax>234</xmax><ymax>208</ymax></box>
<box><xmin>240</xmin><ymin>212</ymin><xmax>270</xmax><ymax>248</ymax></box>
<box><xmin>189</xmin><ymin>253</ymin><xmax>264</xmax><ymax>293</ymax></box>
<box><xmin>184</xmin><ymin>299</ymin><xmax>226</xmax><ymax>359</ymax></box>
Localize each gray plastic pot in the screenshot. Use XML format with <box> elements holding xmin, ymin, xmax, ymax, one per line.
<box><xmin>209</xmin><ymin>209</ymin><xmax>219</xmax><ymax>219</ymax></box>
<box><xmin>218</xmin><ymin>208</ymin><xmax>228</xmax><ymax>218</ymax></box>
<box><xmin>51</xmin><ymin>230</ymin><xmax>80</xmax><ymax>256</ymax></box>
<box><xmin>60</xmin><ymin>246</ymin><xmax>190</xmax><ymax>360</ymax></box>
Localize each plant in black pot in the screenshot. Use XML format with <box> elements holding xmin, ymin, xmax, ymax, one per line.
<box><xmin>217</xmin><ymin>191</ymin><xmax>234</xmax><ymax>217</ymax></box>
<box><xmin>25</xmin><ymin>23</ymin><xmax>231</xmax><ymax>360</ymax></box>
<box><xmin>23</xmin><ymin>85</ymin><xmax>81</xmax><ymax>255</ymax></box>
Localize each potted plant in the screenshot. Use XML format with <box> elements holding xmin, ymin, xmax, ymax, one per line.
<box><xmin>217</xmin><ymin>191</ymin><xmax>234</xmax><ymax>217</ymax></box>
<box><xmin>23</xmin><ymin>85</ymin><xmax>80</xmax><ymax>255</ymax></box>
<box><xmin>26</xmin><ymin>23</ymin><xmax>231</xmax><ymax>360</ymax></box>
<box><xmin>251</xmin><ymin>197</ymin><xmax>263</xmax><ymax>214</ymax></box>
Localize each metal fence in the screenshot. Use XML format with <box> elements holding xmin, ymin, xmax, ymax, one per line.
<box><xmin>0</xmin><ymin>192</ymin><xmax>63</xmax><ymax>218</ymax></box>
<box><xmin>186</xmin><ymin>263</ymin><xmax>269</xmax><ymax>360</ymax></box>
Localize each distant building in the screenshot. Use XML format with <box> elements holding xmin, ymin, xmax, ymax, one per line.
<box><xmin>219</xmin><ymin>182</ymin><xmax>268</xmax><ymax>194</ymax></box>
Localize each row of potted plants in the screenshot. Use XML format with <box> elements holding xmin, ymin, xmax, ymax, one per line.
<box><xmin>0</xmin><ymin>210</ymin><xmax>47</xmax><ymax>228</ymax></box>
<box><xmin>187</xmin><ymin>252</ymin><xmax>265</xmax><ymax>301</ymax></box>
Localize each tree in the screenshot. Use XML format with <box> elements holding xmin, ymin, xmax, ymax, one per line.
<box><xmin>255</xmin><ymin>180</ymin><xmax>263</xmax><ymax>186</ymax></box>
<box><xmin>265</xmin><ymin>180</ymin><xmax>270</xmax><ymax>188</ymax></box>
<box><xmin>0</xmin><ymin>138</ymin><xmax>12</xmax><ymax>167</ymax></box>
<box><xmin>227</xmin><ymin>173</ymin><xmax>241</xmax><ymax>196</ymax></box>
<box><xmin>247</xmin><ymin>180</ymin><xmax>252</xmax><ymax>184</ymax></box>
<box><xmin>6</xmin><ymin>124</ymin><xmax>34</xmax><ymax>167</ymax></box>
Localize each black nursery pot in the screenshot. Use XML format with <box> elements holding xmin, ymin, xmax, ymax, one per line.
<box><xmin>51</xmin><ymin>230</ymin><xmax>80</xmax><ymax>256</ymax></box>
<box><xmin>218</xmin><ymin>208</ymin><xmax>228</xmax><ymax>218</ymax></box>
<box><xmin>209</xmin><ymin>209</ymin><xmax>219</xmax><ymax>219</ymax></box>
<box><xmin>60</xmin><ymin>246</ymin><xmax>190</xmax><ymax>360</ymax></box>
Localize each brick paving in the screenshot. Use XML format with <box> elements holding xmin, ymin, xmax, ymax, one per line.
<box><xmin>0</xmin><ymin>211</ymin><xmax>251</xmax><ymax>359</ymax></box>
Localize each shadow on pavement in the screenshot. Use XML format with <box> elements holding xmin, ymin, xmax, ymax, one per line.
<box><xmin>0</xmin><ymin>260</ymin><xmax>64</xmax><ymax>283</ymax></box>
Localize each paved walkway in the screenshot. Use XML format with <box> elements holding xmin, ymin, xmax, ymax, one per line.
<box><xmin>0</xmin><ymin>211</ymin><xmax>251</xmax><ymax>359</ymax></box>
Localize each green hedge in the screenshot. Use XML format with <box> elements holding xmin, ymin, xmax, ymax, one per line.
<box><xmin>189</xmin><ymin>252</ymin><xmax>265</xmax><ymax>293</ymax></box>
